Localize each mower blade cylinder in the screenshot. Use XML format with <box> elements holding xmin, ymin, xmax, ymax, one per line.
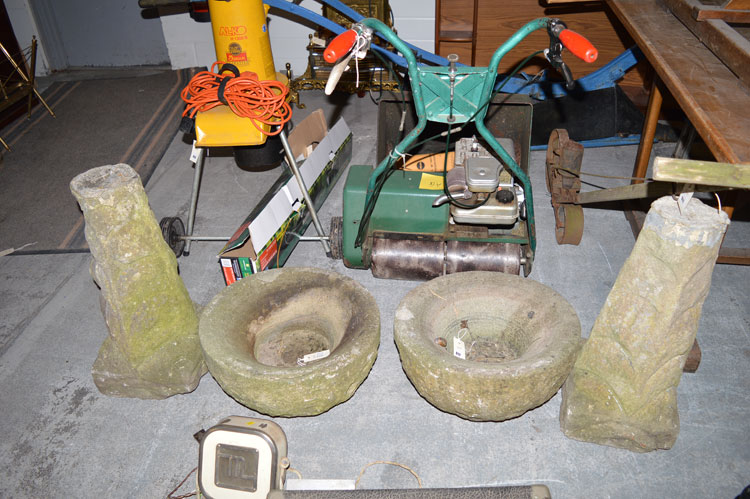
<box><xmin>371</xmin><ymin>237</ymin><xmax>444</xmax><ymax>280</ymax></box>
<box><xmin>445</xmin><ymin>240</ymin><xmax>522</xmax><ymax>275</ymax></box>
<box><xmin>370</xmin><ymin>236</ymin><xmax>523</xmax><ymax>280</ymax></box>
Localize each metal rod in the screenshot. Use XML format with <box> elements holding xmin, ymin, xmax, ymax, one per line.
<box><xmin>278</xmin><ymin>130</ymin><xmax>331</xmax><ymax>254</ymax></box>
<box><xmin>576</xmin><ymin>181</ymin><xmax>718</xmax><ymax>204</ymax></box>
<box><xmin>673</xmin><ymin>122</ymin><xmax>697</xmax><ymax>160</ymax></box>
<box><xmin>27</xmin><ymin>38</ymin><xmax>36</xmax><ymax>117</ymax></box>
<box><xmin>448</xmin><ymin>54</ymin><xmax>458</xmax><ymax>123</ymax></box>
<box><xmin>178</xmin><ymin>236</ymin><xmax>230</xmax><ymax>241</ymax></box>
<box><xmin>292</xmin><ymin>236</ymin><xmax>330</xmax><ymax>241</ymax></box>
<box><xmin>0</xmin><ymin>38</ymin><xmax>55</xmax><ymax>117</ymax></box>
<box><xmin>184</xmin><ymin>147</ymin><xmax>205</xmax><ymax>255</ymax></box>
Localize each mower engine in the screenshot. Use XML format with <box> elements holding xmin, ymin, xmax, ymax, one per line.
<box><xmin>437</xmin><ymin>137</ymin><xmax>524</xmax><ymax>227</ymax></box>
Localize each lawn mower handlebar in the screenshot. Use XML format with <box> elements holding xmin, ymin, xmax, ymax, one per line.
<box><xmin>559</xmin><ymin>29</ymin><xmax>598</xmax><ymax>63</ymax></box>
<box><xmin>324</xmin><ymin>29</ymin><xmax>358</xmax><ymax>63</ymax></box>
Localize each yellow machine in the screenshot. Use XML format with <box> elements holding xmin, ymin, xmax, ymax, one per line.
<box><xmin>209</xmin><ymin>0</ymin><xmax>276</xmax><ymax>81</ymax></box>
<box><xmin>195</xmin><ymin>0</ymin><xmax>283</xmax><ymax>149</ymax></box>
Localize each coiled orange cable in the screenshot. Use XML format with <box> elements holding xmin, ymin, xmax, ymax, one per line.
<box><xmin>181</xmin><ymin>62</ymin><xmax>292</xmax><ymax>136</ymax></box>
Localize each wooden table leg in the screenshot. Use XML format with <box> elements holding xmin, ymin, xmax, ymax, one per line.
<box><xmin>684</xmin><ymin>339</ymin><xmax>702</xmax><ymax>373</ymax></box>
<box><xmin>625</xmin><ymin>76</ymin><xmax>664</xmax><ymax>236</ymax></box>
<box><xmin>633</xmin><ymin>77</ymin><xmax>664</xmax><ymax>183</ymax></box>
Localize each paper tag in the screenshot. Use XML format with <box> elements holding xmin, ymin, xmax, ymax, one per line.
<box><xmin>190</xmin><ymin>140</ymin><xmax>201</xmax><ymax>163</ymax></box>
<box><xmin>678</xmin><ymin>190</ymin><xmax>694</xmax><ymax>213</ymax></box>
<box><xmin>453</xmin><ymin>337</ymin><xmax>465</xmax><ymax>359</ymax></box>
<box><xmin>301</xmin><ymin>349</ymin><xmax>330</xmax><ymax>364</ymax></box>
<box><xmin>419</xmin><ymin>173</ymin><xmax>445</xmax><ymax>190</ymax></box>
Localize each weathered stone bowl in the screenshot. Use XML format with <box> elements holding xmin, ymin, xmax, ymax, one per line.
<box><xmin>199</xmin><ymin>267</ymin><xmax>380</xmax><ymax>417</ymax></box>
<box><xmin>394</xmin><ymin>271</ymin><xmax>582</xmax><ymax>421</ymax></box>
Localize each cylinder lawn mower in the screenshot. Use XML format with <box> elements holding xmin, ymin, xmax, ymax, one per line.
<box><xmin>324</xmin><ymin>17</ymin><xmax>597</xmax><ymax>280</ymax></box>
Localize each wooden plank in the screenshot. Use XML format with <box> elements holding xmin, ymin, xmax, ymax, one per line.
<box><xmin>693</xmin><ymin>6</ymin><xmax>750</xmax><ymax>22</ymax></box>
<box><xmin>606</xmin><ymin>0</ymin><xmax>750</xmax><ymax>163</ymax></box>
<box><xmin>624</xmin><ymin>203</ymin><xmax>645</xmax><ymax>238</ymax></box>
<box><xmin>724</xmin><ymin>0</ymin><xmax>750</xmax><ymax>9</ymax></box>
<box><xmin>717</xmin><ymin>247</ymin><xmax>750</xmax><ymax>265</ymax></box>
<box><xmin>665</xmin><ymin>0</ymin><xmax>750</xmax><ymax>86</ymax></box>
<box><xmin>653</xmin><ymin>157</ymin><xmax>750</xmax><ymax>188</ymax></box>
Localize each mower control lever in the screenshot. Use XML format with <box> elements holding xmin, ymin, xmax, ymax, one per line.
<box><xmin>323</xmin><ymin>25</ymin><xmax>372</xmax><ymax>95</ymax></box>
<box><xmin>324</xmin><ymin>29</ymin><xmax>358</xmax><ymax>63</ymax></box>
<box><xmin>558</xmin><ymin>61</ymin><xmax>575</xmax><ymax>90</ymax></box>
<box><xmin>324</xmin><ymin>51</ymin><xmax>356</xmax><ymax>95</ymax></box>
<box><xmin>545</xmin><ymin>19</ymin><xmax>597</xmax><ymax>90</ymax></box>
<box><xmin>559</xmin><ymin>29</ymin><xmax>598</xmax><ymax>63</ymax></box>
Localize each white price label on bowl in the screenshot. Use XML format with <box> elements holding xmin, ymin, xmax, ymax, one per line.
<box><xmin>453</xmin><ymin>337</ymin><xmax>465</xmax><ymax>359</ymax></box>
<box><xmin>301</xmin><ymin>350</ymin><xmax>330</xmax><ymax>364</ymax></box>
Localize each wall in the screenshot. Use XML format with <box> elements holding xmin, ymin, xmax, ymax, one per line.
<box><xmin>4</xmin><ymin>0</ymin><xmax>50</xmax><ymax>75</ymax></box>
<box><xmin>159</xmin><ymin>7</ymin><xmax>216</xmax><ymax>71</ymax></box>
<box><xmin>161</xmin><ymin>0</ymin><xmax>436</xmax><ymax>75</ymax></box>
<box><xmin>5</xmin><ymin>0</ymin><xmax>437</xmax><ymax>76</ymax></box>
<box><xmin>391</xmin><ymin>0</ymin><xmax>435</xmax><ymax>53</ymax></box>
<box><xmin>32</xmin><ymin>0</ymin><xmax>169</xmax><ymax>69</ymax></box>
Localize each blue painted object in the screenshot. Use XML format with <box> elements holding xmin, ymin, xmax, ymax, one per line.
<box><xmin>529</xmin><ymin>135</ymin><xmax>646</xmax><ymax>151</ymax></box>
<box><xmin>261</xmin><ymin>0</ymin><xmax>646</xmax><ymax>150</ymax></box>
<box><xmin>502</xmin><ymin>46</ymin><xmax>644</xmax><ymax>98</ymax></box>
<box><xmin>264</xmin><ymin>0</ymin><xmax>643</xmax><ymax>101</ymax></box>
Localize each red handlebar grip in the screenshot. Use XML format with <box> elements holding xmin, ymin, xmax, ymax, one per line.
<box><xmin>324</xmin><ymin>30</ymin><xmax>358</xmax><ymax>63</ymax></box>
<box><xmin>559</xmin><ymin>29</ymin><xmax>598</xmax><ymax>63</ymax></box>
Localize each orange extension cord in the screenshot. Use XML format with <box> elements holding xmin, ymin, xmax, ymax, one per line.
<box><xmin>180</xmin><ymin>62</ymin><xmax>292</xmax><ymax>136</ymax></box>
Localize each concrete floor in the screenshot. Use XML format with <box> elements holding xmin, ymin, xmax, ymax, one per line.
<box><xmin>1</xmin><ymin>89</ymin><xmax>748</xmax><ymax>499</ymax></box>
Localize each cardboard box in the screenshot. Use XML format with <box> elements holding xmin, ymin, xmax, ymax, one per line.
<box><xmin>217</xmin><ymin>110</ymin><xmax>352</xmax><ymax>285</ymax></box>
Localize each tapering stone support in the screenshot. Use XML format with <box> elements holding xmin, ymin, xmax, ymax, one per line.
<box><xmin>70</xmin><ymin>164</ymin><xmax>205</xmax><ymax>399</ymax></box>
<box><xmin>560</xmin><ymin>196</ymin><xmax>729</xmax><ymax>452</ymax></box>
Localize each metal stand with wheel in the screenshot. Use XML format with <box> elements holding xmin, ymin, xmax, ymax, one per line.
<box><xmin>159</xmin><ymin>144</ymin><xmax>230</xmax><ymax>257</ymax></box>
<box><xmin>159</xmin><ymin>131</ymin><xmax>330</xmax><ymax>258</ymax></box>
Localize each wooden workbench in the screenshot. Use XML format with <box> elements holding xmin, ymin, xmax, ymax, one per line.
<box><xmin>605</xmin><ymin>0</ymin><xmax>750</xmax><ymax>265</ymax></box>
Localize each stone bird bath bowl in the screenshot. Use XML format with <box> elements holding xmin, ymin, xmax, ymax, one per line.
<box><xmin>394</xmin><ymin>271</ymin><xmax>582</xmax><ymax>421</ymax></box>
<box><xmin>199</xmin><ymin>267</ymin><xmax>380</xmax><ymax>417</ymax></box>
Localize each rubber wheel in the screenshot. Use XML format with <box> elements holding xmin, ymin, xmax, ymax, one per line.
<box><xmin>159</xmin><ymin>216</ymin><xmax>186</xmax><ymax>257</ymax></box>
<box><xmin>554</xmin><ymin>204</ymin><xmax>584</xmax><ymax>245</ymax></box>
<box><xmin>394</xmin><ymin>271</ymin><xmax>582</xmax><ymax>421</ymax></box>
<box><xmin>199</xmin><ymin>267</ymin><xmax>380</xmax><ymax>417</ymax></box>
<box><xmin>329</xmin><ymin>216</ymin><xmax>343</xmax><ymax>260</ymax></box>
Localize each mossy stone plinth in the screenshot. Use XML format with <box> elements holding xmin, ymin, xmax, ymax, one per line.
<box><xmin>70</xmin><ymin>164</ymin><xmax>206</xmax><ymax>399</ymax></box>
<box><xmin>199</xmin><ymin>267</ymin><xmax>380</xmax><ymax>417</ymax></box>
<box><xmin>560</xmin><ymin>197</ymin><xmax>729</xmax><ymax>452</ymax></box>
<box><xmin>394</xmin><ymin>271</ymin><xmax>582</xmax><ymax>421</ymax></box>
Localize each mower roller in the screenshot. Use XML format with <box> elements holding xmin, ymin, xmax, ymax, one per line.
<box><xmin>325</xmin><ymin>17</ymin><xmax>597</xmax><ymax>279</ymax></box>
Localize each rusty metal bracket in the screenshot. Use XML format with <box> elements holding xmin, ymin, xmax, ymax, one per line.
<box><xmin>546</xmin><ymin>129</ymin><xmax>585</xmax><ymax>245</ymax></box>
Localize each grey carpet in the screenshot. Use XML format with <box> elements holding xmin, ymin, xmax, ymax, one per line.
<box><xmin>0</xmin><ymin>68</ymin><xmax>197</xmax><ymax>252</ymax></box>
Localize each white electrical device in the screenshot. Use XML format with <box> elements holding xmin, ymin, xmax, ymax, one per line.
<box><xmin>198</xmin><ymin>416</ymin><xmax>289</xmax><ymax>499</ymax></box>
